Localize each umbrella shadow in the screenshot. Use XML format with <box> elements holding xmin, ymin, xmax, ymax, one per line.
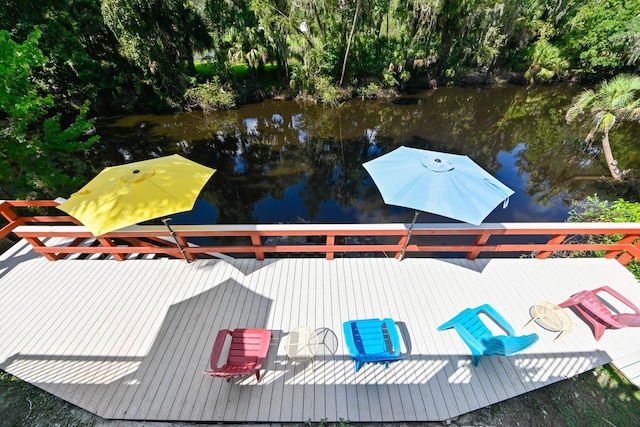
<box><xmin>0</xmin><ymin>276</ymin><xmax>275</xmax><ymax>420</ymax></box>
<box><xmin>434</xmin><ymin>258</ymin><xmax>492</xmax><ymax>273</ymax></box>
<box><xmin>193</xmin><ymin>256</ymin><xmax>280</xmax><ymax>276</ymax></box>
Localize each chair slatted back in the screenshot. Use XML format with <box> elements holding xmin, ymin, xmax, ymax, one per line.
<box><xmin>228</xmin><ymin>328</ymin><xmax>271</xmax><ymax>364</ymax></box>
<box><xmin>457</xmin><ymin>309</ymin><xmax>493</xmax><ymax>342</ymax></box>
<box><xmin>349</xmin><ymin>319</ymin><xmax>387</xmax><ymax>355</ymax></box>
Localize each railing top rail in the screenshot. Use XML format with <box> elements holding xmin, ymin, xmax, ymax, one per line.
<box><xmin>3</xmin><ymin>200</ymin><xmax>640</xmax><ymax>232</ymax></box>
<box><xmin>1</xmin><ymin>200</ymin><xmax>64</xmax><ymax>207</ymax></box>
<box><xmin>12</xmin><ymin>222</ymin><xmax>640</xmax><ymax>236</ymax></box>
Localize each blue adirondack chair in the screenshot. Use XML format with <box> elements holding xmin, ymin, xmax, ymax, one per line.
<box><xmin>437</xmin><ymin>304</ymin><xmax>539</xmax><ymax>366</ymax></box>
<box><xmin>343</xmin><ymin>318</ymin><xmax>404</xmax><ymax>372</ymax></box>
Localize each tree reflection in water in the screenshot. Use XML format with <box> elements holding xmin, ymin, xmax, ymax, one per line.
<box><xmin>92</xmin><ymin>85</ymin><xmax>640</xmax><ymax>225</ymax></box>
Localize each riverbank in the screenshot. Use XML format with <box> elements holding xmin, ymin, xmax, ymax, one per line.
<box><xmin>228</xmin><ymin>68</ymin><xmax>533</xmax><ymax>109</ymax></box>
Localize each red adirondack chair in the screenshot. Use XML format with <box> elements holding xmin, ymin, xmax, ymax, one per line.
<box><xmin>558</xmin><ymin>286</ymin><xmax>640</xmax><ymax>340</ymax></box>
<box><xmin>203</xmin><ymin>328</ymin><xmax>271</xmax><ymax>382</ymax></box>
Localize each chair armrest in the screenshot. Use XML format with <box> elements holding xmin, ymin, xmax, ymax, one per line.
<box><xmin>209</xmin><ymin>329</ymin><xmax>232</xmax><ymax>370</ymax></box>
<box><xmin>437</xmin><ymin>308</ymin><xmax>471</xmax><ymax>331</ymax></box>
<box><xmin>595</xmin><ymin>286</ymin><xmax>640</xmax><ymax>313</ymax></box>
<box><xmin>382</xmin><ymin>318</ymin><xmax>402</xmax><ymax>356</ymax></box>
<box><xmin>343</xmin><ymin>321</ymin><xmax>360</xmax><ymax>358</ymax></box>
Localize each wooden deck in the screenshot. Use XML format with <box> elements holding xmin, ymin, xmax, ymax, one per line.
<box><xmin>1</xmin><ymin>239</ymin><xmax>640</xmax><ymax>422</ymax></box>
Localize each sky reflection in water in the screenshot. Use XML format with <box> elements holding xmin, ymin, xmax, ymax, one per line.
<box><xmin>95</xmin><ymin>85</ymin><xmax>640</xmax><ymax>226</ymax></box>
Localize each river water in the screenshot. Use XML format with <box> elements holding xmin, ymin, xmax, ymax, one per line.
<box><xmin>92</xmin><ymin>84</ymin><xmax>640</xmax><ymax>226</ymax></box>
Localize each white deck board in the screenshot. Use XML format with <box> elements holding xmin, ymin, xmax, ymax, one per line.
<box><xmin>1</xmin><ymin>243</ymin><xmax>640</xmax><ymax>422</ymax></box>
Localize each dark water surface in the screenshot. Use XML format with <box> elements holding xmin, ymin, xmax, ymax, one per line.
<box><xmin>92</xmin><ymin>84</ymin><xmax>640</xmax><ymax>226</ymax></box>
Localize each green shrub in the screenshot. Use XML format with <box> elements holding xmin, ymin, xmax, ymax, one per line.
<box><xmin>309</xmin><ymin>76</ymin><xmax>346</xmax><ymax>107</ymax></box>
<box><xmin>358</xmin><ymin>83</ymin><xmax>382</xmax><ymax>99</ymax></box>
<box><xmin>525</xmin><ymin>39</ymin><xmax>568</xmax><ymax>83</ymax></box>
<box><xmin>567</xmin><ymin>195</ymin><xmax>640</xmax><ymax>278</ymax></box>
<box><xmin>568</xmin><ymin>195</ymin><xmax>640</xmax><ymax>223</ymax></box>
<box><xmin>184</xmin><ymin>77</ymin><xmax>236</xmax><ymax>113</ymax></box>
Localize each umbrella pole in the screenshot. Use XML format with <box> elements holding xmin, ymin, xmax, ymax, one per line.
<box><xmin>161</xmin><ymin>218</ymin><xmax>190</xmax><ymax>263</ymax></box>
<box><xmin>399</xmin><ymin>211</ymin><xmax>420</xmax><ymax>261</ymax></box>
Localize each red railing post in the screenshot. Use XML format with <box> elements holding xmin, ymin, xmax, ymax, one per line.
<box><xmin>326</xmin><ymin>235</ymin><xmax>335</xmax><ymax>260</ymax></box>
<box><xmin>536</xmin><ymin>234</ymin><xmax>568</xmax><ymax>259</ymax></box>
<box><xmin>0</xmin><ymin>201</ymin><xmax>22</xmax><ymax>239</ymax></box>
<box><xmin>96</xmin><ymin>237</ymin><xmax>127</xmax><ymax>261</ymax></box>
<box><xmin>604</xmin><ymin>234</ymin><xmax>638</xmax><ymax>262</ymax></box>
<box><xmin>467</xmin><ymin>232</ymin><xmax>492</xmax><ymax>260</ymax></box>
<box><xmin>251</xmin><ymin>233</ymin><xmax>265</xmax><ymax>260</ymax></box>
<box><xmin>615</xmin><ymin>235</ymin><xmax>640</xmax><ymax>265</ymax></box>
<box><xmin>22</xmin><ymin>236</ymin><xmax>62</xmax><ymax>261</ymax></box>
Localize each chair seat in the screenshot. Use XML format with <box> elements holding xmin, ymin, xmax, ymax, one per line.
<box><xmin>359</xmin><ymin>352</ymin><xmax>404</xmax><ymax>363</ymax></box>
<box><xmin>343</xmin><ymin>318</ymin><xmax>403</xmax><ymax>372</ymax></box>
<box><xmin>482</xmin><ymin>334</ymin><xmax>539</xmax><ymax>356</ymax></box>
<box><xmin>205</xmin><ymin>362</ymin><xmax>258</xmax><ymax>378</ymax></box>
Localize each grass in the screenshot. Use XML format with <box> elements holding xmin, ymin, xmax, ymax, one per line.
<box><xmin>468</xmin><ymin>365</ymin><xmax>640</xmax><ymax>426</ymax></box>
<box><xmin>194</xmin><ymin>60</ymin><xmax>280</xmax><ymax>79</ymax></box>
<box><xmin>1</xmin><ymin>364</ymin><xmax>639</xmax><ymax>426</ymax></box>
<box><xmin>0</xmin><ymin>370</ymin><xmax>93</xmax><ymax>427</ymax></box>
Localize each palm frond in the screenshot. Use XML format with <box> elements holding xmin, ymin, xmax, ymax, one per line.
<box><xmin>565</xmin><ymin>105</ymin><xmax>583</xmax><ymax>123</ymax></box>
<box><xmin>599</xmin><ymin>112</ymin><xmax>616</xmax><ymax>133</ymax></box>
<box><xmin>573</xmin><ymin>89</ymin><xmax>597</xmax><ymax>109</ymax></box>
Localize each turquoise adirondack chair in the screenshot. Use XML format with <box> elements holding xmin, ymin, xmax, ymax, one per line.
<box><xmin>437</xmin><ymin>304</ymin><xmax>539</xmax><ymax>366</ymax></box>
<box><xmin>343</xmin><ymin>318</ymin><xmax>404</xmax><ymax>372</ymax></box>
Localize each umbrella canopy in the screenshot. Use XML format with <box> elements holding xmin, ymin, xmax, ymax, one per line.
<box><xmin>363</xmin><ymin>146</ymin><xmax>514</xmax><ymax>225</ymax></box>
<box><xmin>58</xmin><ymin>154</ymin><xmax>216</xmax><ymax>236</ymax></box>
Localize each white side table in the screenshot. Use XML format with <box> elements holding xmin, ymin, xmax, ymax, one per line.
<box><xmin>283</xmin><ymin>326</ymin><xmax>319</xmax><ymax>367</ymax></box>
<box><xmin>524</xmin><ymin>301</ymin><xmax>573</xmax><ymax>341</ymax></box>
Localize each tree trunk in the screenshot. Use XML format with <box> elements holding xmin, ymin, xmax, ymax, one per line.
<box><xmin>602</xmin><ymin>130</ymin><xmax>623</xmax><ymax>181</ymax></box>
<box><xmin>339</xmin><ymin>0</ymin><xmax>361</xmax><ymax>87</ymax></box>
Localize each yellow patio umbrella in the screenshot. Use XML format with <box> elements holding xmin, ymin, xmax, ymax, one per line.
<box><xmin>58</xmin><ymin>154</ymin><xmax>216</xmax><ymax>257</ymax></box>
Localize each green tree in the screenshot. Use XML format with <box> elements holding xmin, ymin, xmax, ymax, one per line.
<box><xmin>0</xmin><ymin>29</ymin><xmax>99</xmax><ymax>199</ymax></box>
<box><xmin>558</xmin><ymin>0</ymin><xmax>640</xmax><ymax>73</ymax></box>
<box><xmin>101</xmin><ymin>0</ymin><xmax>212</xmax><ymax>107</ymax></box>
<box><xmin>434</xmin><ymin>0</ymin><xmax>520</xmax><ymax>76</ymax></box>
<box><xmin>566</xmin><ymin>74</ymin><xmax>640</xmax><ymax>181</ymax></box>
<box><xmin>0</xmin><ymin>0</ymin><xmax>150</xmax><ymax>113</ymax></box>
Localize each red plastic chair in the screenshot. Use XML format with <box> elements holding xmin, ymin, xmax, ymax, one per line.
<box><xmin>203</xmin><ymin>328</ymin><xmax>271</xmax><ymax>382</ymax></box>
<box><xmin>558</xmin><ymin>286</ymin><xmax>640</xmax><ymax>340</ymax></box>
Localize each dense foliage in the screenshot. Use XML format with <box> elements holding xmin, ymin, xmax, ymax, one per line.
<box><xmin>1</xmin><ymin>0</ymin><xmax>639</xmax><ymax>112</ymax></box>
<box><xmin>0</xmin><ymin>29</ymin><xmax>99</xmax><ymax>199</ymax></box>
<box><xmin>568</xmin><ymin>195</ymin><xmax>640</xmax><ymax>278</ymax></box>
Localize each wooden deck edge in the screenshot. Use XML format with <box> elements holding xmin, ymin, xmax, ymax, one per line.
<box><xmin>611</xmin><ymin>350</ymin><xmax>640</xmax><ymax>388</ymax></box>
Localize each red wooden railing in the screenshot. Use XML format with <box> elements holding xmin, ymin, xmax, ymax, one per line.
<box><xmin>2</xmin><ymin>199</ymin><xmax>640</xmax><ymax>264</ymax></box>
